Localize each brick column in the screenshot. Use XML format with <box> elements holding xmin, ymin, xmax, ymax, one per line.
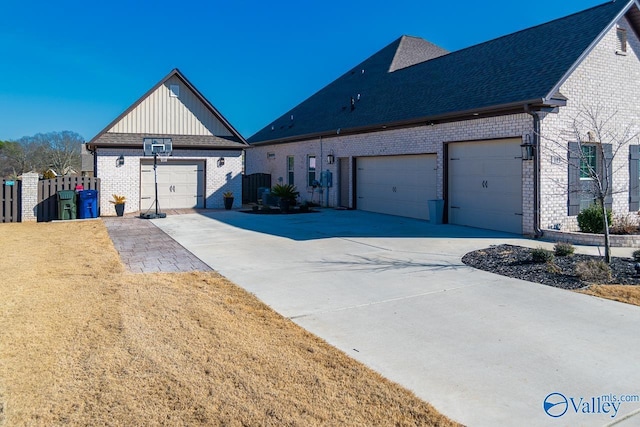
<box><xmin>20</xmin><ymin>172</ymin><xmax>39</xmax><ymax>222</ymax></box>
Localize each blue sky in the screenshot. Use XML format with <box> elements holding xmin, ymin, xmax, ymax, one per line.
<box><xmin>0</xmin><ymin>0</ymin><xmax>605</xmax><ymax>141</ymax></box>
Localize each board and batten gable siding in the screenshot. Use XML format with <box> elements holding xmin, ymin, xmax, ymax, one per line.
<box><xmin>108</xmin><ymin>75</ymin><xmax>233</xmax><ymax>137</ymax></box>
<box><xmin>96</xmin><ymin>147</ymin><xmax>242</xmax><ymax>215</ymax></box>
<box><xmin>540</xmin><ymin>15</ymin><xmax>640</xmax><ymax>231</ymax></box>
<box><xmin>246</xmin><ymin>113</ymin><xmax>534</xmax><ymax>233</ymax></box>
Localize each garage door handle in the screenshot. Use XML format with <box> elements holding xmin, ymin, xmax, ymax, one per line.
<box><xmin>451</xmin><ymin>206</ymin><xmax>460</xmax><ymax>209</ymax></box>
<box><xmin>141</xmin><ymin>197</ymin><xmax>151</xmax><ymax>200</ymax></box>
<box><xmin>515</xmin><ymin>213</ymin><xmax>523</xmax><ymax>216</ymax></box>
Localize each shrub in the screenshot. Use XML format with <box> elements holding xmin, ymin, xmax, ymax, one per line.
<box><xmin>531</xmin><ymin>247</ymin><xmax>554</xmax><ymax>263</ymax></box>
<box><xmin>610</xmin><ymin>214</ymin><xmax>639</xmax><ymax>235</ymax></box>
<box><xmin>577</xmin><ymin>203</ymin><xmax>613</xmax><ymax>234</ymax></box>
<box><xmin>270</xmin><ymin>184</ymin><xmax>299</xmax><ymax>202</ymax></box>
<box><xmin>633</xmin><ymin>249</ymin><xmax>640</xmax><ymax>262</ymax></box>
<box><xmin>575</xmin><ymin>260</ymin><xmax>612</xmax><ymax>283</ymax></box>
<box><xmin>554</xmin><ymin>242</ymin><xmax>575</xmax><ymax>257</ymax></box>
<box><xmin>546</xmin><ymin>261</ymin><xmax>562</xmax><ymax>274</ymax></box>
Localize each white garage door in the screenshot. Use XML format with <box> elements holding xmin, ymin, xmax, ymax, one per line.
<box><xmin>141</xmin><ymin>160</ymin><xmax>204</xmax><ymax>210</ymax></box>
<box><xmin>448</xmin><ymin>138</ymin><xmax>522</xmax><ymax>234</ymax></box>
<box><xmin>356</xmin><ymin>154</ymin><xmax>437</xmax><ymax>220</ymax></box>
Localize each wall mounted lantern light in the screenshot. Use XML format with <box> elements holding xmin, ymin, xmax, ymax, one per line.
<box><xmin>326</xmin><ymin>150</ymin><xmax>335</xmax><ymax>165</ymax></box>
<box><xmin>117</xmin><ymin>155</ymin><xmax>125</xmax><ymax>167</ymax></box>
<box><xmin>520</xmin><ymin>135</ymin><xmax>535</xmax><ymax>161</ymax></box>
<box><xmin>217</xmin><ymin>157</ymin><xmax>225</xmax><ymax>167</ymax></box>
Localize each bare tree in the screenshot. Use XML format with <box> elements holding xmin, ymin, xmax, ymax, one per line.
<box><xmin>544</xmin><ymin>105</ymin><xmax>639</xmax><ymax>263</ymax></box>
<box><xmin>0</xmin><ymin>139</ymin><xmax>49</xmax><ymax>177</ymax></box>
<box><xmin>0</xmin><ymin>131</ymin><xmax>83</xmax><ymax>177</ymax></box>
<box><xmin>39</xmin><ymin>131</ymin><xmax>83</xmax><ymax>174</ymax></box>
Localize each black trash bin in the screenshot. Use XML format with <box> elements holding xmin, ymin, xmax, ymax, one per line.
<box><xmin>57</xmin><ymin>190</ymin><xmax>77</xmax><ymax>220</ymax></box>
<box><xmin>78</xmin><ymin>190</ymin><xmax>99</xmax><ymax>219</ymax></box>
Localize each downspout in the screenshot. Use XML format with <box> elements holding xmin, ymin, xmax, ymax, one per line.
<box><xmin>526</xmin><ymin>107</ymin><xmax>543</xmax><ymax>238</ymax></box>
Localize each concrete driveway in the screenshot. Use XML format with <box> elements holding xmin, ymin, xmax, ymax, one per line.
<box><xmin>152</xmin><ymin>209</ymin><xmax>640</xmax><ymax>426</ymax></box>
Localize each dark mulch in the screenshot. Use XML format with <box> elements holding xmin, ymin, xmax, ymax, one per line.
<box><xmin>239</xmin><ymin>208</ymin><xmax>319</xmax><ymax>215</ymax></box>
<box><xmin>462</xmin><ymin>244</ymin><xmax>640</xmax><ymax>290</ymax></box>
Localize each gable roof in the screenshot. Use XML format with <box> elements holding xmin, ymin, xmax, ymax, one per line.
<box><xmin>249</xmin><ymin>0</ymin><xmax>638</xmax><ymax>145</ymax></box>
<box><xmin>88</xmin><ymin>68</ymin><xmax>248</xmax><ymax>149</ymax></box>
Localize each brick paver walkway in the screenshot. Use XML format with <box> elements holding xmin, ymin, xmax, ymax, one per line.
<box><xmin>103</xmin><ymin>217</ymin><xmax>212</xmax><ymax>273</ymax></box>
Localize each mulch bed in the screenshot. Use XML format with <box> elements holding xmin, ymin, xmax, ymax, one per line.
<box><xmin>462</xmin><ymin>244</ymin><xmax>640</xmax><ymax>290</ymax></box>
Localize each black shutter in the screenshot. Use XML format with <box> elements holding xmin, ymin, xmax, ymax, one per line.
<box><xmin>630</xmin><ymin>145</ymin><xmax>640</xmax><ymax>211</ymax></box>
<box><xmin>603</xmin><ymin>143</ymin><xmax>613</xmax><ymax>210</ymax></box>
<box><xmin>568</xmin><ymin>142</ymin><xmax>581</xmax><ymax>216</ymax></box>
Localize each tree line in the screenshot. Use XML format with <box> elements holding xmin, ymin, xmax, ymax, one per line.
<box><xmin>0</xmin><ymin>131</ymin><xmax>84</xmax><ymax>179</ymax></box>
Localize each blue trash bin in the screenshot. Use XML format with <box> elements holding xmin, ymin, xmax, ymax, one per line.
<box><xmin>77</xmin><ymin>190</ymin><xmax>99</xmax><ymax>219</ymax></box>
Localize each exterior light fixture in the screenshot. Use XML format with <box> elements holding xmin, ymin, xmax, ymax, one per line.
<box><xmin>117</xmin><ymin>155</ymin><xmax>125</xmax><ymax>167</ymax></box>
<box><xmin>327</xmin><ymin>151</ymin><xmax>335</xmax><ymax>165</ymax></box>
<box><xmin>520</xmin><ymin>135</ymin><xmax>535</xmax><ymax>161</ymax></box>
<box><xmin>217</xmin><ymin>157</ymin><xmax>225</xmax><ymax>167</ymax></box>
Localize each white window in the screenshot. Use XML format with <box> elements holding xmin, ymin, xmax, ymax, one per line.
<box><xmin>287</xmin><ymin>156</ymin><xmax>294</xmax><ymax>185</ymax></box>
<box><xmin>308</xmin><ymin>155</ymin><xmax>316</xmax><ymax>186</ymax></box>
<box><xmin>617</xmin><ymin>27</ymin><xmax>627</xmax><ymax>54</ymax></box>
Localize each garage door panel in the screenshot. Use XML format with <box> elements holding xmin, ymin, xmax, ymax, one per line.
<box><xmin>140</xmin><ymin>161</ymin><xmax>204</xmax><ymax>210</ymax></box>
<box><xmin>448</xmin><ymin>139</ymin><xmax>522</xmax><ymax>234</ymax></box>
<box><xmin>357</xmin><ymin>154</ymin><xmax>437</xmax><ymax>221</ymax></box>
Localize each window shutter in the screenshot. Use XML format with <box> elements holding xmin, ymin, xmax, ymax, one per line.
<box><xmin>568</xmin><ymin>142</ymin><xmax>581</xmax><ymax>216</ymax></box>
<box><xmin>630</xmin><ymin>145</ymin><xmax>640</xmax><ymax>211</ymax></box>
<box><xmin>603</xmin><ymin>143</ymin><xmax>613</xmax><ymax>209</ymax></box>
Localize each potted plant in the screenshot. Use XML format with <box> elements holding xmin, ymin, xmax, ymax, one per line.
<box><xmin>270</xmin><ymin>184</ymin><xmax>299</xmax><ymax>212</ymax></box>
<box><xmin>110</xmin><ymin>194</ymin><xmax>126</xmax><ymax>217</ymax></box>
<box><xmin>223</xmin><ymin>191</ymin><xmax>234</xmax><ymax>210</ymax></box>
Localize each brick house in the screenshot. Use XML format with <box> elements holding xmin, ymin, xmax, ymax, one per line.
<box><xmin>87</xmin><ymin>69</ymin><xmax>247</xmax><ymax>216</ymax></box>
<box><xmin>246</xmin><ymin>0</ymin><xmax>640</xmax><ymax>235</ymax></box>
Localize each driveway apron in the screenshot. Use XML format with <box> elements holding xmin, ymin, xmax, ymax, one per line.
<box><xmin>152</xmin><ymin>210</ymin><xmax>640</xmax><ymax>427</ymax></box>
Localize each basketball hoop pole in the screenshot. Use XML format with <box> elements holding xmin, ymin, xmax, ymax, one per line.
<box><xmin>154</xmin><ymin>152</ymin><xmax>160</xmax><ymax>217</ymax></box>
<box><xmin>140</xmin><ymin>151</ymin><xmax>167</xmax><ymax>219</ymax></box>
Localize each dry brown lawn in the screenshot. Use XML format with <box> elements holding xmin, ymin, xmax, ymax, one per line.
<box><xmin>0</xmin><ymin>221</ymin><xmax>458</xmax><ymax>426</ymax></box>
<box><xmin>578</xmin><ymin>284</ymin><xmax>640</xmax><ymax>307</ymax></box>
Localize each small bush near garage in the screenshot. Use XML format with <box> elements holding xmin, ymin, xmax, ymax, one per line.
<box><xmin>554</xmin><ymin>242</ymin><xmax>575</xmax><ymax>257</ymax></box>
<box><xmin>575</xmin><ymin>260</ymin><xmax>612</xmax><ymax>283</ymax></box>
<box><xmin>610</xmin><ymin>214</ymin><xmax>639</xmax><ymax>235</ymax></box>
<box><xmin>633</xmin><ymin>249</ymin><xmax>640</xmax><ymax>262</ymax></box>
<box><xmin>577</xmin><ymin>204</ymin><xmax>613</xmax><ymax>234</ymax></box>
<box><xmin>531</xmin><ymin>247</ymin><xmax>554</xmax><ymax>263</ymax></box>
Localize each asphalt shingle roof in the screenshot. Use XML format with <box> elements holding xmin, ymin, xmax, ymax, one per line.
<box><xmin>249</xmin><ymin>0</ymin><xmax>631</xmax><ymax>144</ymax></box>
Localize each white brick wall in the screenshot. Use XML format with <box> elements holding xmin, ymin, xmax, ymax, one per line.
<box><xmin>247</xmin><ymin>17</ymin><xmax>640</xmax><ymax>236</ymax></box>
<box><xmin>20</xmin><ymin>172</ymin><xmax>39</xmax><ymax>221</ymax></box>
<box><xmin>247</xmin><ymin>114</ymin><xmax>534</xmax><ymax>233</ymax></box>
<box><xmin>96</xmin><ymin>148</ymin><xmax>242</xmax><ymax>215</ymax></box>
<box><xmin>540</xmin><ymin>17</ymin><xmax>640</xmax><ymax>231</ymax></box>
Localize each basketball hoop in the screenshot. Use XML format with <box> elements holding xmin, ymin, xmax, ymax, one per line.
<box><xmin>157</xmin><ymin>151</ymin><xmax>169</xmax><ymax>162</ymax></box>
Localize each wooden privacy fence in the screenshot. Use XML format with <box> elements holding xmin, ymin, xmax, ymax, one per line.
<box><xmin>38</xmin><ymin>176</ymin><xmax>100</xmax><ymax>222</ymax></box>
<box><xmin>1</xmin><ymin>179</ymin><xmax>21</xmax><ymax>223</ymax></box>
<box><xmin>242</xmin><ymin>173</ymin><xmax>271</xmax><ymax>203</ymax></box>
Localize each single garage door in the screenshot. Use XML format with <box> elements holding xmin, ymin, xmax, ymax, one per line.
<box><xmin>141</xmin><ymin>160</ymin><xmax>204</xmax><ymax>210</ymax></box>
<box><xmin>356</xmin><ymin>154</ymin><xmax>437</xmax><ymax>220</ymax></box>
<box><xmin>448</xmin><ymin>138</ymin><xmax>522</xmax><ymax>233</ymax></box>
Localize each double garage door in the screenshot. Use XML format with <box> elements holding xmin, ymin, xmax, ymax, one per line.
<box><xmin>140</xmin><ymin>160</ymin><xmax>204</xmax><ymax>210</ymax></box>
<box><xmin>356</xmin><ymin>154</ymin><xmax>437</xmax><ymax>220</ymax></box>
<box><xmin>354</xmin><ymin>139</ymin><xmax>523</xmax><ymax>234</ymax></box>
